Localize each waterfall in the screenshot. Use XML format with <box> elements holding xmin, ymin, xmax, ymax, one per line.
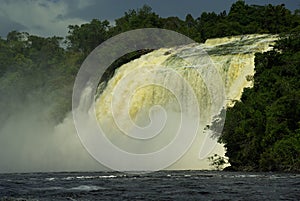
<box><xmin>0</xmin><ymin>34</ymin><xmax>277</xmax><ymax>172</ymax></box>
<box><xmin>94</xmin><ymin>34</ymin><xmax>278</xmax><ymax>170</ymax></box>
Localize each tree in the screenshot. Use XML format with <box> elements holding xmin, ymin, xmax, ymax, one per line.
<box><xmin>220</xmin><ymin>33</ymin><xmax>300</xmax><ymax>172</ymax></box>
<box><xmin>208</xmin><ymin>154</ymin><xmax>228</xmax><ymax>170</ymax></box>
<box><xmin>112</xmin><ymin>5</ymin><xmax>162</xmax><ymax>34</ymax></box>
<box><xmin>66</xmin><ymin>19</ymin><xmax>110</xmax><ymax>54</ymax></box>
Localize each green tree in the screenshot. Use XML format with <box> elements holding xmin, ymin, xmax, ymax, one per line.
<box><xmin>112</xmin><ymin>5</ymin><xmax>162</xmax><ymax>34</ymax></box>
<box><xmin>220</xmin><ymin>33</ymin><xmax>300</xmax><ymax>172</ymax></box>
<box><xmin>66</xmin><ymin>19</ymin><xmax>110</xmax><ymax>54</ymax></box>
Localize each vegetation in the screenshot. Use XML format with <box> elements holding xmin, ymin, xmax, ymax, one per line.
<box><xmin>208</xmin><ymin>154</ymin><xmax>228</xmax><ymax>170</ymax></box>
<box><xmin>220</xmin><ymin>33</ymin><xmax>300</xmax><ymax>172</ymax></box>
<box><xmin>0</xmin><ymin>1</ymin><xmax>299</xmax><ymax>171</ymax></box>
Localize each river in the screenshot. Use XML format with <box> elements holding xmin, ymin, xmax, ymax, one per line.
<box><xmin>0</xmin><ymin>170</ymin><xmax>299</xmax><ymax>200</ymax></box>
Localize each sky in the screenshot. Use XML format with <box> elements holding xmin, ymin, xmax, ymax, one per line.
<box><xmin>0</xmin><ymin>0</ymin><xmax>299</xmax><ymax>38</ymax></box>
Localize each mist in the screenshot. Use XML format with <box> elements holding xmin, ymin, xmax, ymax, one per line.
<box><xmin>0</xmin><ymin>95</ymin><xmax>107</xmax><ymax>173</ymax></box>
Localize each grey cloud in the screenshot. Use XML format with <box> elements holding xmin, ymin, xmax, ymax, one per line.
<box><xmin>64</xmin><ymin>0</ymin><xmax>299</xmax><ymax>23</ymax></box>
<box><xmin>0</xmin><ymin>0</ymin><xmax>298</xmax><ymax>38</ymax></box>
<box><xmin>0</xmin><ymin>17</ymin><xmax>27</xmax><ymax>38</ymax></box>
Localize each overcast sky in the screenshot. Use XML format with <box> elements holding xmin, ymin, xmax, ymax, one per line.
<box><xmin>0</xmin><ymin>0</ymin><xmax>298</xmax><ymax>38</ymax></box>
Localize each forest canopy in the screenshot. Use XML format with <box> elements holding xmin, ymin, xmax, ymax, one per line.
<box><xmin>0</xmin><ymin>1</ymin><xmax>299</xmax><ymax>172</ymax></box>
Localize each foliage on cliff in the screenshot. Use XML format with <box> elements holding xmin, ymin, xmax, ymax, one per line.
<box><xmin>220</xmin><ymin>33</ymin><xmax>300</xmax><ymax>172</ymax></box>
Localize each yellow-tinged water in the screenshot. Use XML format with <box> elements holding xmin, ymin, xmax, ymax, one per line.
<box><xmin>94</xmin><ymin>34</ymin><xmax>278</xmax><ymax>170</ymax></box>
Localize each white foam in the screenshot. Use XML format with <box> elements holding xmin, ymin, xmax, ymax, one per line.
<box><xmin>63</xmin><ymin>176</ymin><xmax>75</xmax><ymax>180</ymax></box>
<box><xmin>99</xmin><ymin>175</ymin><xmax>117</xmax><ymax>178</ymax></box>
<box><xmin>45</xmin><ymin>177</ymin><xmax>56</xmax><ymax>181</ymax></box>
<box><xmin>37</xmin><ymin>186</ymin><xmax>64</xmax><ymax>191</ymax></box>
<box><xmin>76</xmin><ymin>176</ymin><xmax>94</xmax><ymax>179</ymax></box>
<box><xmin>70</xmin><ymin>185</ymin><xmax>105</xmax><ymax>191</ymax></box>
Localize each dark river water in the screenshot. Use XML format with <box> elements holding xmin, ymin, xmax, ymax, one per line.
<box><xmin>0</xmin><ymin>171</ymin><xmax>299</xmax><ymax>200</ymax></box>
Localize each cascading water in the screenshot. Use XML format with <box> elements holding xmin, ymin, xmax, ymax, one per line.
<box><xmin>94</xmin><ymin>34</ymin><xmax>278</xmax><ymax>170</ymax></box>
<box><xmin>0</xmin><ymin>33</ymin><xmax>278</xmax><ymax>172</ymax></box>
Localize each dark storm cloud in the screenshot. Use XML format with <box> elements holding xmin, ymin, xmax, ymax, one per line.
<box><xmin>65</xmin><ymin>0</ymin><xmax>299</xmax><ymax>23</ymax></box>
<box><xmin>0</xmin><ymin>0</ymin><xmax>298</xmax><ymax>38</ymax></box>
<box><xmin>0</xmin><ymin>17</ymin><xmax>27</xmax><ymax>38</ymax></box>
<box><xmin>65</xmin><ymin>0</ymin><xmax>237</xmax><ymax>21</ymax></box>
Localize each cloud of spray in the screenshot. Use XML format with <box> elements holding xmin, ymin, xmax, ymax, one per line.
<box><xmin>72</xmin><ymin>28</ymin><xmax>227</xmax><ymax>172</ymax></box>
<box><xmin>0</xmin><ymin>92</ymin><xmax>107</xmax><ymax>173</ymax></box>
